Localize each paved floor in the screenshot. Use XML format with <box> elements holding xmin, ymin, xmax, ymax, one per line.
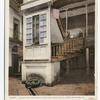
<box><xmin>33</xmin><ymin>69</ymin><xmax>95</xmax><ymax>95</ymax></box>
<box><xmin>9</xmin><ymin>69</ymin><xmax>95</xmax><ymax>96</ymax></box>
<box><xmin>34</xmin><ymin>83</ymin><xmax>94</xmax><ymax>95</ymax></box>
<box><xmin>9</xmin><ymin>77</ymin><xmax>29</xmax><ymax>96</ymax></box>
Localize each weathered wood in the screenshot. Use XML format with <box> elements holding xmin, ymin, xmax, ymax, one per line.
<box><xmin>56</xmin><ymin>18</ymin><xmax>66</xmax><ymax>40</ymax></box>
<box><xmin>60</xmin><ymin>0</ymin><xmax>94</xmax><ymax>11</ymax></box>
<box><xmin>51</xmin><ymin>37</ymin><xmax>84</xmax><ymax>61</ymax></box>
<box><xmin>60</xmin><ymin>5</ymin><xmax>94</xmax><ymax>18</ymax></box>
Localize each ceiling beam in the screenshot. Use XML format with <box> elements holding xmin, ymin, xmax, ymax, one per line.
<box><xmin>21</xmin><ymin>0</ymin><xmax>52</xmax><ymax>10</ymax></box>
<box><xmin>60</xmin><ymin>5</ymin><xmax>95</xmax><ymax>18</ymax></box>
<box><xmin>59</xmin><ymin>0</ymin><xmax>95</xmax><ymax>11</ymax></box>
<box><xmin>10</xmin><ymin>0</ymin><xmax>20</xmax><ymax>12</ymax></box>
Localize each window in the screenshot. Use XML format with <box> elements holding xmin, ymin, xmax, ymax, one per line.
<box><xmin>39</xmin><ymin>14</ymin><xmax>47</xmax><ymax>45</ymax></box>
<box><xmin>13</xmin><ymin>18</ymin><xmax>20</xmax><ymax>40</ymax></box>
<box><xmin>26</xmin><ymin>14</ymin><xmax>47</xmax><ymax>46</ymax></box>
<box><xmin>26</xmin><ymin>17</ymin><xmax>33</xmax><ymax>45</ymax></box>
<box><xmin>33</xmin><ymin>15</ymin><xmax>39</xmax><ymax>44</ymax></box>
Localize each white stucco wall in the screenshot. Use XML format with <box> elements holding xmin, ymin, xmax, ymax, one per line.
<box><xmin>23</xmin><ymin>9</ymin><xmax>51</xmax><ymax>61</ymax></box>
<box><xmin>51</xmin><ymin>11</ymin><xmax>64</xmax><ymax>43</ymax></box>
<box><xmin>52</xmin><ymin>62</ymin><xmax>60</xmax><ymax>80</ymax></box>
<box><xmin>22</xmin><ymin>62</ymin><xmax>60</xmax><ymax>84</ymax></box>
<box><xmin>9</xmin><ymin>7</ymin><xmax>23</xmax><ymax>41</ymax></box>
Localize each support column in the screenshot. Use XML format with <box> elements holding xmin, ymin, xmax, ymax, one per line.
<box><xmin>85</xmin><ymin>3</ymin><xmax>90</xmax><ymax>74</ymax></box>
<box><xmin>66</xmin><ymin>9</ymin><xmax>68</xmax><ymax>33</ymax></box>
<box><xmin>66</xmin><ymin>60</ymin><xmax>70</xmax><ymax>74</ymax></box>
<box><xmin>86</xmin><ymin>48</ymin><xmax>89</xmax><ymax>74</ymax></box>
<box><xmin>66</xmin><ymin>10</ymin><xmax>69</xmax><ymax>74</ymax></box>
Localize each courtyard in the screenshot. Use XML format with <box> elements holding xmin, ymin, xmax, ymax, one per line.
<box><xmin>9</xmin><ymin>69</ymin><xmax>95</xmax><ymax>96</ymax></box>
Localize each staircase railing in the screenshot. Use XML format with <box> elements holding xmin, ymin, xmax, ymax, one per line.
<box><xmin>56</xmin><ymin>17</ymin><xmax>67</xmax><ymax>40</ymax></box>
<box><xmin>51</xmin><ymin>37</ymin><xmax>84</xmax><ymax>58</ymax></box>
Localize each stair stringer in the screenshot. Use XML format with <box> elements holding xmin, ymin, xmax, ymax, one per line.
<box><xmin>50</xmin><ymin>13</ymin><xmax>64</xmax><ymax>43</ymax></box>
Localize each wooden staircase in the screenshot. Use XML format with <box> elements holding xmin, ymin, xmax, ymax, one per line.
<box><xmin>51</xmin><ymin>37</ymin><xmax>84</xmax><ymax>62</ymax></box>
<box><xmin>52</xmin><ymin>17</ymin><xmax>84</xmax><ymax>62</ymax></box>
<box><xmin>51</xmin><ymin>17</ymin><xmax>94</xmax><ymax>62</ymax></box>
<box><xmin>56</xmin><ymin>17</ymin><xmax>68</xmax><ymax>40</ymax></box>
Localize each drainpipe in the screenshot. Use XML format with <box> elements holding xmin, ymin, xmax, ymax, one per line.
<box><xmin>85</xmin><ymin>3</ymin><xmax>90</xmax><ymax>74</ymax></box>
<box><xmin>66</xmin><ymin>9</ymin><xmax>68</xmax><ymax>35</ymax></box>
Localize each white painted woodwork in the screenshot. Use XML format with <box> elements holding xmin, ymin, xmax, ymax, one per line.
<box><xmin>22</xmin><ymin>6</ymin><xmax>62</xmax><ymax>84</ymax></box>
<box><xmin>23</xmin><ymin>0</ymin><xmax>33</xmax><ymax>3</ymax></box>
<box><xmin>23</xmin><ymin>9</ymin><xmax>51</xmax><ymax>61</ymax></box>
<box><xmin>21</xmin><ymin>0</ymin><xmax>52</xmax><ymax>10</ymax></box>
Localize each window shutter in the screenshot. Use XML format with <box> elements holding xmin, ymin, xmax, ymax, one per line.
<box><xmin>26</xmin><ymin>17</ymin><xmax>33</xmax><ymax>46</ymax></box>
<box><xmin>39</xmin><ymin>14</ymin><xmax>47</xmax><ymax>45</ymax></box>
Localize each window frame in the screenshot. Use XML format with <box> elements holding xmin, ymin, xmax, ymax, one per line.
<box><xmin>25</xmin><ymin>10</ymin><xmax>48</xmax><ymax>46</ymax></box>
<box><xmin>13</xmin><ymin>17</ymin><xmax>20</xmax><ymax>40</ymax></box>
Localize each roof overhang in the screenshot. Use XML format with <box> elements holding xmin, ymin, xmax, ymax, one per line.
<box><xmin>21</xmin><ymin>0</ymin><xmax>53</xmax><ymax>11</ymax></box>
<box><xmin>53</xmin><ymin>0</ymin><xmax>95</xmax><ymax>9</ymax></box>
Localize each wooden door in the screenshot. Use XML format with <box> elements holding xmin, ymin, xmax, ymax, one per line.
<box><xmin>12</xmin><ymin>53</ymin><xmax>19</xmax><ymax>73</ymax></box>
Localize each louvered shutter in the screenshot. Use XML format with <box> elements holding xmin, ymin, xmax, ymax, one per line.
<box><xmin>39</xmin><ymin>14</ymin><xmax>47</xmax><ymax>45</ymax></box>
<box><xmin>26</xmin><ymin>17</ymin><xmax>33</xmax><ymax>46</ymax></box>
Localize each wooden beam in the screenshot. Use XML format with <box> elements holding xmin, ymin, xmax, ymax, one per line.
<box><xmin>60</xmin><ymin>5</ymin><xmax>94</xmax><ymax>18</ymax></box>
<box><xmin>86</xmin><ymin>4</ymin><xmax>88</xmax><ymax>37</ymax></box>
<box><xmin>59</xmin><ymin>0</ymin><xmax>95</xmax><ymax>11</ymax></box>
<box><xmin>66</xmin><ymin>9</ymin><xmax>68</xmax><ymax>32</ymax></box>
<box><xmin>85</xmin><ymin>4</ymin><xmax>90</xmax><ymax>74</ymax></box>
<box><xmin>86</xmin><ymin>48</ymin><xmax>90</xmax><ymax>74</ymax></box>
<box><xmin>21</xmin><ymin>0</ymin><xmax>51</xmax><ymax>10</ymax></box>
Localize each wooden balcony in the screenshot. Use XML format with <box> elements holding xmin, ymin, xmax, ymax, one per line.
<box><xmin>51</xmin><ymin>37</ymin><xmax>84</xmax><ymax>62</ymax></box>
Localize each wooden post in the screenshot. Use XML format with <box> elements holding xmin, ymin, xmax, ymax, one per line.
<box><xmin>86</xmin><ymin>48</ymin><xmax>89</xmax><ymax>74</ymax></box>
<box><xmin>85</xmin><ymin>3</ymin><xmax>90</xmax><ymax>74</ymax></box>
<box><xmin>66</xmin><ymin>60</ymin><xmax>70</xmax><ymax>74</ymax></box>
<box><xmin>66</xmin><ymin>9</ymin><xmax>68</xmax><ymax>33</ymax></box>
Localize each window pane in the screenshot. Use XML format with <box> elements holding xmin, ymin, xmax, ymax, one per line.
<box><xmin>26</xmin><ymin>17</ymin><xmax>33</xmax><ymax>45</ymax></box>
<box><xmin>33</xmin><ymin>15</ymin><xmax>39</xmax><ymax>44</ymax></box>
<box><xmin>26</xmin><ymin>17</ymin><xmax>32</xmax><ymax>23</ymax></box>
<box><xmin>39</xmin><ymin>14</ymin><xmax>47</xmax><ymax>45</ymax></box>
<box><xmin>26</xmin><ymin>29</ymin><xmax>32</xmax><ymax>33</ymax></box>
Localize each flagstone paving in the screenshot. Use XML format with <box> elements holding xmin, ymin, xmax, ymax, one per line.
<box><xmin>9</xmin><ymin>77</ymin><xmax>30</xmax><ymax>96</ymax></box>
<box><xmin>9</xmin><ymin>69</ymin><xmax>94</xmax><ymax>96</ymax></box>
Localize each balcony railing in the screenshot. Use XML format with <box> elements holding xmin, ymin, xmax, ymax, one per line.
<box><xmin>51</xmin><ymin>37</ymin><xmax>84</xmax><ymax>61</ymax></box>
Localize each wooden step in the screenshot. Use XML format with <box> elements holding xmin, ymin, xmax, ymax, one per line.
<box><xmin>52</xmin><ymin>56</ymin><xmax>65</xmax><ymax>62</ymax></box>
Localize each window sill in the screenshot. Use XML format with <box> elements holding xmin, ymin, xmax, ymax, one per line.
<box><xmin>25</xmin><ymin>43</ymin><xmax>48</xmax><ymax>48</ymax></box>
